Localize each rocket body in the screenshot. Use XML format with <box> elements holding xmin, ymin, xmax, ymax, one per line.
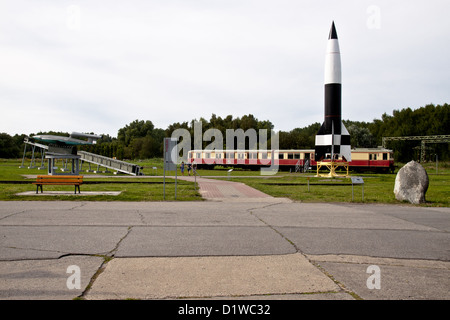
<box><xmin>315</xmin><ymin>22</ymin><xmax>351</xmax><ymax>162</ymax></box>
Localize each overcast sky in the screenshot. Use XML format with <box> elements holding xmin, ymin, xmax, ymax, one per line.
<box><xmin>1</xmin><ymin>0</ymin><xmax>449</xmax><ymax>137</ymax></box>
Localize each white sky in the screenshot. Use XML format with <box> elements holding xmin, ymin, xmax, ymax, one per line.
<box><xmin>1</xmin><ymin>0</ymin><xmax>449</xmax><ymax>137</ymax></box>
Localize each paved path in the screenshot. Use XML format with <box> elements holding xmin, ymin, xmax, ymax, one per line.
<box><xmin>178</xmin><ymin>175</ymin><xmax>290</xmax><ymax>202</ymax></box>
<box><xmin>0</xmin><ymin>177</ymin><xmax>449</xmax><ymax>302</ymax></box>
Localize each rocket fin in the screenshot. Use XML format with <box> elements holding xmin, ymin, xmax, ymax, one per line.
<box><xmin>339</xmin><ymin>122</ymin><xmax>351</xmax><ymax>161</ymax></box>
<box><xmin>317</xmin><ymin>122</ymin><xmax>326</xmax><ymax>135</ymax></box>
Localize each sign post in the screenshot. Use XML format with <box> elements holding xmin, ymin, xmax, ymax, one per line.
<box><xmin>351</xmin><ymin>177</ymin><xmax>364</xmax><ymax>201</ymax></box>
<box><xmin>163</xmin><ymin>138</ymin><xmax>178</xmax><ymax>200</ymax></box>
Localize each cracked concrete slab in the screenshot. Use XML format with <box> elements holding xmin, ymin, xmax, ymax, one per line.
<box><xmin>0</xmin><ymin>255</ymin><xmax>104</xmax><ymax>300</ymax></box>
<box><xmin>115</xmin><ymin>226</ymin><xmax>296</xmax><ymax>257</ymax></box>
<box><xmin>0</xmin><ymin>226</ymin><xmax>129</xmax><ymax>260</ymax></box>
<box><xmin>278</xmin><ymin>227</ymin><xmax>450</xmax><ymax>260</ymax></box>
<box><xmin>86</xmin><ymin>253</ymin><xmax>340</xmax><ymax>300</ymax></box>
<box><xmin>251</xmin><ymin>202</ymin><xmax>442</xmax><ymax>230</ymax></box>
<box><xmin>306</xmin><ymin>254</ymin><xmax>450</xmax><ymax>300</ymax></box>
<box><xmin>1</xmin><ymin>200</ymin><xmax>449</xmax><ymax>301</ymax></box>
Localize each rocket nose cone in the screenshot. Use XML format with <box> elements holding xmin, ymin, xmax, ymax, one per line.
<box><xmin>329</xmin><ymin>21</ymin><xmax>338</xmax><ymax>40</ymax></box>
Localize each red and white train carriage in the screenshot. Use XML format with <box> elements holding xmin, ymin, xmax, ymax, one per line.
<box><xmin>187</xmin><ymin>147</ymin><xmax>394</xmax><ymax>173</ymax></box>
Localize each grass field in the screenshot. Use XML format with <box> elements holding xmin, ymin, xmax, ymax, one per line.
<box><xmin>227</xmin><ymin>172</ymin><xmax>449</xmax><ymax>207</ymax></box>
<box><xmin>222</xmin><ymin>160</ymin><xmax>449</xmax><ymax>207</ymax></box>
<box><xmin>0</xmin><ymin>159</ymin><xmax>201</xmax><ymax>201</ymax></box>
<box><xmin>0</xmin><ymin>158</ymin><xmax>448</xmax><ymax>206</ymax></box>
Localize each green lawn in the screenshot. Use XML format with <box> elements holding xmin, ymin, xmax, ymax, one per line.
<box><xmin>225</xmin><ymin>162</ymin><xmax>449</xmax><ymax>207</ymax></box>
<box><xmin>1</xmin><ymin>158</ymin><xmax>448</xmax><ymax>206</ymax></box>
<box><xmin>0</xmin><ymin>159</ymin><xmax>201</xmax><ymax>201</ymax></box>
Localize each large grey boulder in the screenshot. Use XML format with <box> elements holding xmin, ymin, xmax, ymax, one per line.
<box><xmin>394</xmin><ymin>160</ymin><xmax>429</xmax><ymax>204</ymax></box>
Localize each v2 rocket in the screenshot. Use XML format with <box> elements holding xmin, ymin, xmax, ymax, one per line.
<box><xmin>315</xmin><ymin>21</ymin><xmax>351</xmax><ymax>162</ymax></box>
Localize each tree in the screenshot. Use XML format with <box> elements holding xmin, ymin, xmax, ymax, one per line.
<box><xmin>347</xmin><ymin>124</ymin><xmax>376</xmax><ymax>148</ymax></box>
<box><xmin>118</xmin><ymin>120</ymin><xmax>155</xmax><ymax>145</ymax></box>
<box><xmin>0</xmin><ymin>133</ymin><xmax>21</xmax><ymax>158</ymax></box>
<box><xmin>369</xmin><ymin>103</ymin><xmax>449</xmax><ymax>161</ymax></box>
<box><xmin>2</xmin><ymin>104</ymin><xmax>449</xmax><ymax>161</ymax></box>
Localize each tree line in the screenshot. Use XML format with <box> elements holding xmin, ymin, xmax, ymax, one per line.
<box><xmin>1</xmin><ymin>103</ymin><xmax>448</xmax><ymax>162</ymax></box>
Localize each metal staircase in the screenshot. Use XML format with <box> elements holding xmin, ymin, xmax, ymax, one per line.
<box><xmin>77</xmin><ymin>151</ymin><xmax>144</xmax><ymax>176</ymax></box>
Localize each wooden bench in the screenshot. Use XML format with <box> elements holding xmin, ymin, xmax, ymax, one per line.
<box><xmin>33</xmin><ymin>175</ymin><xmax>83</xmax><ymax>194</ymax></box>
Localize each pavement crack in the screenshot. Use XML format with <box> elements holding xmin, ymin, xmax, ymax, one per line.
<box><xmin>108</xmin><ymin>226</ymin><xmax>133</xmax><ymax>257</ymax></box>
<box><xmin>245</xmin><ymin>203</ymin><xmax>361</xmax><ymax>299</ymax></box>
<box><xmin>0</xmin><ymin>210</ymin><xmax>28</xmax><ymax>221</ymax></box>
<box><xmin>78</xmin><ymin>255</ymin><xmax>112</xmax><ymax>299</ymax></box>
<box><xmin>68</xmin><ymin>202</ymin><xmax>88</xmax><ymax>211</ymax></box>
<box><xmin>307</xmin><ymin>258</ymin><xmax>363</xmax><ymax>300</ymax></box>
<box><xmin>246</xmin><ymin>204</ymin><xmax>300</xmax><ymax>252</ymax></box>
<box><xmin>3</xmin><ymin>245</ymin><xmax>66</xmax><ymax>255</ymax></box>
<box><xmin>246</xmin><ymin>201</ymin><xmax>287</xmax><ymax>212</ymax></box>
<box><xmin>78</xmin><ymin>226</ymin><xmax>133</xmax><ymax>299</ymax></box>
<box><xmin>137</xmin><ymin>211</ymin><xmax>146</xmax><ymax>224</ymax></box>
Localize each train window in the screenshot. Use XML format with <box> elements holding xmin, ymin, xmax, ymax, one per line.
<box><xmin>261</xmin><ymin>152</ymin><xmax>268</xmax><ymax>159</ymax></box>
<box><xmin>294</xmin><ymin>153</ymin><xmax>300</xmax><ymax>159</ymax></box>
<box><xmin>369</xmin><ymin>153</ymin><xmax>377</xmax><ymax>161</ymax></box>
<box><xmin>288</xmin><ymin>153</ymin><xmax>294</xmax><ymax>159</ymax></box>
<box><xmin>279</xmin><ymin>153</ymin><xmax>284</xmax><ymax>159</ymax></box>
<box><xmin>383</xmin><ymin>153</ymin><xmax>388</xmax><ymax>160</ymax></box>
<box><xmin>249</xmin><ymin>152</ymin><xmax>257</xmax><ymax>159</ymax></box>
<box><xmin>237</xmin><ymin>153</ymin><xmax>245</xmax><ymax>159</ymax></box>
<box><xmin>216</xmin><ymin>153</ymin><xmax>222</xmax><ymax>159</ymax></box>
<box><xmin>196</xmin><ymin>153</ymin><xmax>201</xmax><ymax>158</ymax></box>
<box><xmin>226</xmin><ymin>152</ymin><xmax>234</xmax><ymax>159</ymax></box>
<box><xmin>205</xmin><ymin>153</ymin><xmax>211</xmax><ymax>159</ymax></box>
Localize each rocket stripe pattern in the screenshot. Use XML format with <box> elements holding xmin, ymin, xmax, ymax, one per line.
<box><xmin>315</xmin><ymin>22</ymin><xmax>351</xmax><ymax>162</ymax></box>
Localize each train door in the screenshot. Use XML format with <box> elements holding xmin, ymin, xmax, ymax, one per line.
<box><xmin>369</xmin><ymin>153</ymin><xmax>378</xmax><ymax>168</ymax></box>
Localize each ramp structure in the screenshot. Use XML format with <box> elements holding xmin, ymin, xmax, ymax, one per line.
<box><xmin>78</xmin><ymin>151</ymin><xmax>143</xmax><ymax>176</ymax></box>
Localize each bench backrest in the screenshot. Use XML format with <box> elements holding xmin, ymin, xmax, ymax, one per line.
<box><xmin>36</xmin><ymin>175</ymin><xmax>83</xmax><ymax>183</ymax></box>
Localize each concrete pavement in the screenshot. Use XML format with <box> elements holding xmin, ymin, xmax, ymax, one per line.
<box><xmin>0</xmin><ymin>176</ymin><xmax>449</xmax><ymax>301</ymax></box>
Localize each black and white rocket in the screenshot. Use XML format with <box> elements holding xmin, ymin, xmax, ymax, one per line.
<box><xmin>315</xmin><ymin>21</ymin><xmax>351</xmax><ymax>162</ymax></box>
